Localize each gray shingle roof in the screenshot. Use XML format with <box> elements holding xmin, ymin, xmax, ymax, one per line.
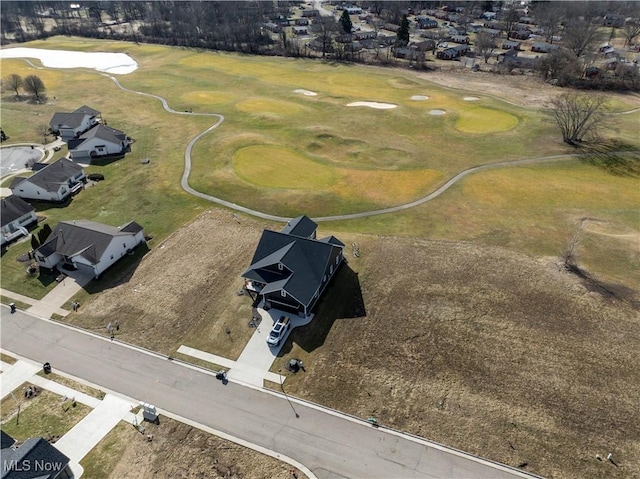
<box><xmin>78</xmin><ymin>124</ymin><xmax>125</xmax><ymax>143</ymax></box>
<box><xmin>49</xmin><ymin>112</ymin><xmax>87</xmax><ymax>129</ymax></box>
<box><xmin>74</xmin><ymin>105</ymin><xmax>100</xmax><ymax>116</ymax></box>
<box><xmin>38</xmin><ymin>220</ymin><xmax>142</xmax><ymax>264</ymax></box>
<box><xmin>1</xmin><ymin>430</ymin><xmax>16</xmax><ymax>449</ymax></box>
<box><xmin>10</xmin><ymin>158</ymin><xmax>84</xmax><ymax>193</ymax></box>
<box><xmin>0</xmin><ymin>196</ymin><xmax>35</xmax><ymax>227</ymax></box>
<box><xmin>0</xmin><ymin>436</ymin><xmax>69</xmax><ymax>479</ymax></box>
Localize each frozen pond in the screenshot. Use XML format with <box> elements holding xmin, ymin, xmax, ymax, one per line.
<box><xmin>0</xmin><ymin>47</ymin><xmax>138</xmax><ymax>74</ymax></box>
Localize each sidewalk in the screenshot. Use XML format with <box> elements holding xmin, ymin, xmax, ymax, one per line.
<box><xmin>25</xmin><ymin>268</ymin><xmax>94</xmax><ymax>319</ymax></box>
<box><xmin>179</xmin><ymin>306</ymin><xmax>313</xmax><ymax>387</ymax></box>
<box><xmin>0</xmin><ymin>360</ymin><xmax>41</xmax><ymax>399</ymax></box>
<box><xmin>54</xmin><ymin>394</ymin><xmax>134</xmax><ymax>464</ymax></box>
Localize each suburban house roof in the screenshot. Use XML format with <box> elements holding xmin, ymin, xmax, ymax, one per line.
<box><xmin>1</xmin><ymin>430</ymin><xmax>16</xmax><ymax>449</ymax></box>
<box><xmin>0</xmin><ymin>196</ymin><xmax>35</xmax><ymax>227</ymax></box>
<box><xmin>10</xmin><ymin>158</ymin><xmax>84</xmax><ymax>193</ymax></box>
<box><xmin>38</xmin><ymin>220</ymin><xmax>143</xmax><ymax>265</ymax></box>
<box><xmin>49</xmin><ymin>111</ymin><xmax>87</xmax><ymax>129</ymax></box>
<box><xmin>79</xmin><ymin>124</ymin><xmax>126</xmax><ymax>143</ymax></box>
<box><xmin>281</xmin><ymin>215</ymin><xmax>317</xmax><ymax>238</ymax></box>
<box><xmin>74</xmin><ymin>105</ymin><xmax>100</xmax><ymax>116</ymax></box>
<box><xmin>242</xmin><ymin>217</ymin><xmax>343</xmax><ymax>309</ymax></box>
<box><xmin>0</xmin><ymin>435</ymin><xmax>70</xmax><ymax>479</ymax></box>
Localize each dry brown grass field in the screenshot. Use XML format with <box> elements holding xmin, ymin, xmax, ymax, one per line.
<box><xmin>64</xmin><ymin>209</ymin><xmax>640</xmax><ymax>479</ymax></box>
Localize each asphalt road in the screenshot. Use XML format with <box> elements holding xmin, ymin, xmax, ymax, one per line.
<box><xmin>1</xmin><ymin>308</ymin><xmax>536</xmax><ymax>479</ymax></box>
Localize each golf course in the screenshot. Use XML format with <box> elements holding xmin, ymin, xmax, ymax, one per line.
<box><xmin>1</xmin><ymin>37</ymin><xmax>639</xmax><ymax>479</ymax></box>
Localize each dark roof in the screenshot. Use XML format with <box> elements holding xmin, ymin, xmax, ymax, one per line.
<box><xmin>242</xmin><ymin>229</ymin><xmax>342</xmax><ymax>308</ymax></box>
<box><xmin>1</xmin><ymin>430</ymin><xmax>16</xmax><ymax>449</ymax></box>
<box><xmin>280</xmin><ymin>215</ymin><xmax>317</xmax><ymax>238</ymax></box>
<box><xmin>73</xmin><ymin>105</ymin><xmax>100</xmax><ymax>116</ymax></box>
<box><xmin>0</xmin><ymin>196</ymin><xmax>35</xmax><ymax>227</ymax></box>
<box><xmin>10</xmin><ymin>158</ymin><xmax>84</xmax><ymax>194</ymax></box>
<box><xmin>49</xmin><ymin>112</ymin><xmax>87</xmax><ymax>129</ymax></box>
<box><xmin>76</xmin><ymin>125</ymin><xmax>125</xmax><ymax>145</ymax></box>
<box><xmin>37</xmin><ymin>220</ymin><xmax>143</xmax><ymax>264</ymax></box>
<box><xmin>319</xmin><ymin>235</ymin><xmax>345</xmax><ymax>247</ymax></box>
<box><xmin>0</xmin><ymin>436</ymin><xmax>69</xmax><ymax>479</ymax></box>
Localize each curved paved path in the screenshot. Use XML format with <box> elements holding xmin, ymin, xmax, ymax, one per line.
<box><xmin>104</xmin><ymin>74</ymin><xmax>640</xmax><ymax>224</ymax></box>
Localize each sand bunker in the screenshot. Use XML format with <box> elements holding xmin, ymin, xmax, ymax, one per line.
<box><xmin>411</xmin><ymin>95</ymin><xmax>429</xmax><ymax>101</ymax></box>
<box><xmin>429</xmin><ymin>109</ymin><xmax>446</xmax><ymax>116</ymax></box>
<box><xmin>463</xmin><ymin>96</ymin><xmax>480</xmax><ymax>101</ymax></box>
<box><xmin>294</xmin><ymin>89</ymin><xmax>318</xmax><ymax>96</ymax></box>
<box><xmin>347</xmin><ymin>101</ymin><xmax>397</xmax><ymax>110</ymax></box>
<box><xmin>0</xmin><ymin>47</ymin><xmax>138</xmax><ymax>75</ymax></box>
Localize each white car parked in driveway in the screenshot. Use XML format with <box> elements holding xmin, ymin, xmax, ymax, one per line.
<box><xmin>267</xmin><ymin>316</ymin><xmax>291</xmax><ymax>347</ymax></box>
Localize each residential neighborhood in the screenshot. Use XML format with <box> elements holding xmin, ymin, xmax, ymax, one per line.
<box><xmin>0</xmin><ymin>1</ymin><xmax>638</xmax><ymax>478</ymax></box>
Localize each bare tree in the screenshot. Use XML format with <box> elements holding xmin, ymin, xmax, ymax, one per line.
<box><xmin>622</xmin><ymin>19</ymin><xmax>640</xmax><ymax>46</ymax></box>
<box><xmin>475</xmin><ymin>32</ymin><xmax>497</xmax><ymax>63</ymax></box>
<box><xmin>36</xmin><ymin>124</ymin><xmax>49</xmax><ymax>144</ymax></box>
<box><xmin>501</xmin><ymin>8</ymin><xmax>520</xmax><ymax>38</ymax></box>
<box><xmin>549</xmin><ymin>93</ymin><xmax>607</xmax><ymax>146</ymax></box>
<box><xmin>23</xmin><ymin>75</ymin><xmax>46</xmax><ymax>102</ymax></box>
<box><xmin>4</xmin><ymin>73</ymin><xmax>23</xmax><ymax>98</ymax></box>
<box><xmin>562</xmin><ymin>18</ymin><xmax>601</xmax><ymax>58</ymax></box>
<box><xmin>533</xmin><ymin>2</ymin><xmax>565</xmax><ymax>44</ymax></box>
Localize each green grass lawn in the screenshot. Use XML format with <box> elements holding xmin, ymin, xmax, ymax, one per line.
<box><xmin>1</xmin><ymin>385</ymin><xmax>90</xmax><ymax>441</ymax></box>
<box><xmin>1</xmin><ymin>37</ymin><xmax>638</xmax><ymax>297</ymax></box>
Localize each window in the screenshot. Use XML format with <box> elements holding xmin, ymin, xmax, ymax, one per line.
<box><xmin>330</xmin><ymin>265</ymin><xmax>334</xmax><ymax>274</ymax></box>
<box><xmin>281</xmin><ymin>290</ymin><xmax>286</xmax><ymax>297</ymax></box>
<box><xmin>278</xmin><ymin>263</ymin><xmax>283</xmax><ymax>270</ymax></box>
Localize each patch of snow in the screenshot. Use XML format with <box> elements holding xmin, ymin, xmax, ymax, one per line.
<box><xmin>411</xmin><ymin>95</ymin><xmax>429</xmax><ymax>101</ymax></box>
<box><xmin>0</xmin><ymin>47</ymin><xmax>138</xmax><ymax>75</ymax></box>
<box><xmin>347</xmin><ymin>101</ymin><xmax>397</xmax><ymax>110</ymax></box>
<box><xmin>429</xmin><ymin>109</ymin><xmax>446</xmax><ymax>115</ymax></box>
<box><xmin>463</xmin><ymin>96</ymin><xmax>480</xmax><ymax>101</ymax></box>
<box><xmin>294</xmin><ymin>89</ymin><xmax>318</xmax><ymax>96</ymax></box>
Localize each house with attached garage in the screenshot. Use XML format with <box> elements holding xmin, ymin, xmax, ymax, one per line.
<box><xmin>49</xmin><ymin>105</ymin><xmax>101</xmax><ymax>139</ymax></box>
<box><xmin>242</xmin><ymin>215</ymin><xmax>345</xmax><ymax>317</ymax></box>
<box><xmin>10</xmin><ymin>158</ymin><xmax>86</xmax><ymax>203</ymax></box>
<box><xmin>0</xmin><ymin>195</ymin><xmax>37</xmax><ymax>246</ymax></box>
<box><xmin>34</xmin><ymin>219</ymin><xmax>145</xmax><ymax>278</ymax></box>
<box><xmin>67</xmin><ymin>124</ymin><xmax>129</xmax><ymax>161</ymax></box>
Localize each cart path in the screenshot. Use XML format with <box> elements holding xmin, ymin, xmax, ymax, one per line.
<box><xmin>103</xmin><ymin>74</ymin><xmax>639</xmax><ymax>223</ymax></box>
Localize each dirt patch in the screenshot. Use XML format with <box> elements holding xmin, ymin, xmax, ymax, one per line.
<box><xmin>71</xmin><ymin>210</ymin><xmax>273</xmax><ymax>358</ymax></box>
<box><xmin>73</xmin><ymin>211</ymin><xmax>639</xmax><ymax>479</ymax></box>
<box><xmin>83</xmin><ymin>418</ymin><xmax>293</xmax><ymax>479</ymax></box>
<box><xmin>282</xmin><ymin>236</ymin><xmax>640</xmax><ymax>479</ymax></box>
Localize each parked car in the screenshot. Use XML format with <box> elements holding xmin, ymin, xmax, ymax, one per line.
<box><xmin>267</xmin><ymin>316</ymin><xmax>291</xmax><ymax>347</ymax></box>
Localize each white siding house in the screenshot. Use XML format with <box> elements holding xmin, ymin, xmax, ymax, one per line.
<box><xmin>49</xmin><ymin>105</ymin><xmax>101</xmax><ymax>139</ymax></box>
<box><xmin>10</xmin><ymin>158</ymin><xmax>86</xmax><ymax>202</ymax></box>
<box><xmin>68</xmin><ymin>125</ymin><xmax>128</xmax><ymax>161</ymax></box>
<box><xmin>35</xmin><ymin>220</ymin><xmax>145</xmax><ymax>278</ymax></box>
<box><xmin>1</xmin><ymin>195</ymin><xmax>37</xmax><ymax>246</ymax></box>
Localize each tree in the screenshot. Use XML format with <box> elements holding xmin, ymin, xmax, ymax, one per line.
<box><xmin>549</xmin><ymin>93</ymin><xmax>607</xmax><ymax>145</ymax></box>
<box><xmin>622</xmin><ymin>19</ymin><xmax>640</xmax><ymax>46</ymax></box>
<box><xmin>5</xmin><ymin>73</ymin><xmax>23</xmax><ymax>98</ymax></box>
<box><xmin>30</xmin><ymin>234</ymin><xmax>40</xmax><ymax>252</ymax></box>
<box><xmin>533</xmin><ymin>1</ymin><xmax>565</xmax><ymax>44</ymax></box>
<box><xmin>23</xmin><ymin>75</ymin><xmax>46</xmax><ymax>102</ymax></box>
<box><xmin>537</xmin><ymin>48</ymin><xmax>581</xmax><ymax>85</ymax></box>
<box><xmin>38</xmin><ymin>224</ymin><xmax>52</xmax><ymax>245</ymax></box>
<box><xmin>475</xmin><ymin>32</ymin><xmax>497</xmax><ymax>63</ymax></box>
<box><xmin>562</xmin><ymin>17</ymin><xmax>601</xmax><ymax>58</ymax></box>
<box><xmin>501</xmin><ymin>8</ymin><xmax>520</xmax><ymax>38</ymax></box>
<box><xmin>36</xmin><ymin>124</ymin><xmax>49</xmax><ymax>144</ymax></box>
<box><xmin>396</xmin><ymin>14</ymin><xmax>410</xmax><ymax>47</ymax></box>
<box><xmin>339</xmin><ymin>10</ymin><xmax>352</xmax><ymax>35</ymax></box>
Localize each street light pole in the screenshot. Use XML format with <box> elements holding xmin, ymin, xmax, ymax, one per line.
<box><xmin>278</xmin><ymin>369</ymin><xmax>299</xmax><ymax>418</ymax></box>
